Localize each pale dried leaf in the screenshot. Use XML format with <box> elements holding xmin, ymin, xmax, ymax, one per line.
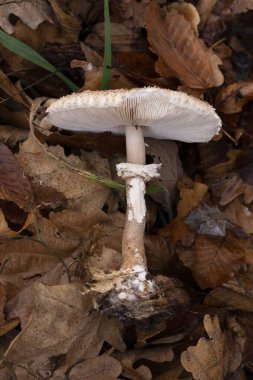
<box><xmin>0</xmin><ymin>0</ymin><xmax>52</xmax><ymax>34</ymax></box>
<box><xmin>193</xmin><ymin>234</ymin><xmax>245</xmax><ymax>288</ymax></box>
<box><xmin>181</xmin><ymin>315</ymin><xmax>242</xmax><ymax>380</ymax></box>
<box><xmin>145</xmin><ymin>2</ymin><xmax>224</xmax><ymax>88</ymax></box>
<box><xmin>69</xmin><ymin>356</ymin><xmax>122</xmax><ymax>380</ymax></box>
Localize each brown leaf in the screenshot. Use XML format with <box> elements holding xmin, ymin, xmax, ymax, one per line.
<box><xmin>69</xmin><ymin>356</ymin><xmax>122</xmax><ymax>380</ymax></box>
<box><xmin>216</xmin><ymin>82</ymin><xmax>253</xmax><ymax>114</ymax></box>
<box><xmin>197</xmin><ymin>0</ymin><xmax>217</xmax><ymax>24</ymax></box>
<box><xmin>205</xmin><ymin>269</ymin><xmax>253</xmax><ymax>312</ymax></box>
<box><xmin>0</xmin><ymin>125</ymin><xmax>28</xmax><ymax>148</ymax></box>
<box><xmin>181</xmin><ymin>314</ymin><xmax>243</xmax><ymax>380</ymax></box>
<box><xmin>0</xmin><ymin>144</ymin><xmax>34</xmax><ymax>211</ymax></box>
<box><xmin>17</xmin><ymin>133</ymin><xmax>109</xmax><ymax>213</ymax></box>
<box><xmin>0</xmin><ymin>69</ymin><xmax>30</xmax><ymax>107</ymax></box>
<box><xmin>3</xmin><ymin>283</ymin><xmax>94</xmax><ymax>368</ymax></box>
<box><xmin>230</xmin><ymin>0</ymin><xmax>253</xmax><ymax>14</ymax></box>
<box><xmin>0</xmin><ymin>209</ymin><xmax>34</xmax><ymax>239</ymax></box>
<box><xmin>145</xmin><ymin>235</ymin><xmax>172</xmax><ymax>273</ymax></box>
<box><xmin>193</xmin><ymin>234</ymin><xmax>245</xmax><ymax>288</ymax></box>
<box><xmin>177</xmin><ymin>181</ymin><xmax>208</xmax><ymax>220</ymax></box>
<box><xmin>224</xmin><ymin>199</ymin><xmax>253</xmax><ymax>234</ymax></box>
<box><xmin>145</xmin><ymin>2</ymin><xmax>224</xmax><ymax>88</ymax></box>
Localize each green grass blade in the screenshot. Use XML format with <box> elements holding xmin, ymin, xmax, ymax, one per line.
<box><xmin>0</xmin><ymin>29</ymin><xmax>79</xmax><ymax>92</ymax></box>
<box><xmin>100</xmin><ymin>0</ymin><xmax>112</xmax><ymax>90</ymax></box>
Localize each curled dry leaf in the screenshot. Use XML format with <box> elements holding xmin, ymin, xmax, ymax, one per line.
<box><xmin>181</xmin><ymin>314</ymin><xmax>243</xmax><ymax>380</ymax></box>
<box><xmin>0</xmin><ymin>143</ymin><xmax>34</xmax><ymax>211</ymax></box>
<box><xmin>216</xmin><ymin>82</ymin><xmax>253</xmax><ymax>114</ymax></box>
<box><xmin>145</xmin><ymin>2</ymin><xmax>224</xmax><ymax>88</ymax></box>
<box><xmin>69</xmin><ymin>356</ymin><xmax>122</xmax><ymax>380</ymax></box>
<box><xmin>193</xmin><ymin>234</ymin><xmax>246</xmax><ymax>288</ymax></box>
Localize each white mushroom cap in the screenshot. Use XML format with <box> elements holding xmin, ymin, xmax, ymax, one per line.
<box><xmin>46</xmin><ymin>87</ymin><xmax>221</xmax><ymax>143</ymax></box>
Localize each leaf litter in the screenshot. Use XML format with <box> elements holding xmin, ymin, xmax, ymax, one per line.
<box><xmin>1</xmin><ymin>1</ymin><xmax>253</xmax><ymax>379</ymax></box>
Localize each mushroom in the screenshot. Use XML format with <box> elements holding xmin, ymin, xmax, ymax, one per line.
<box><xmin>46</xmin><ymin>87</ymin><xmax>221</xmax><ymax>320</ymax></box>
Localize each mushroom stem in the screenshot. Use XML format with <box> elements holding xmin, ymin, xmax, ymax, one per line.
<box><xmin>125</xmin><ymin>125</ymin><xmax>146</xmax><ymax>165</ymax></box>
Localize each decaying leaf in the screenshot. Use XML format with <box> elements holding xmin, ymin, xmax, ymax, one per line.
<box><xmin>145</xmin><ymin>2</ymin><xmax>224</xmax><ymax>88</ymax></box>
<box><xmin>0</xmin><ymin>209</ymin><xmax>34</xmax><ymax>240</ymax></box>
<box><xmin>216</xmin><ymin>82</ymin><xmax>253</xmax><ymax>114</ymax></box>
<box><xmin>193</xmin><ymin>234</ymin><xmax>245</xmax><ymax>288</ymax></box>
<box><xmin>181</xmin><ymin>314</ymin><xmax>244</xmax><ymax>380</ymax></box>
<box><xmin>0</xmin><ymin>143</ymin><xmax>34</xmax><ymax>211</ymax></box>
<box><xmin>230</xmin><ymin>0</ymin><xmax>253</xmax><ymax>14</ymax></box>
<box><xmin>69</xmin><ymin>356</ymin><xmax>122</xmax><ymax>380</ymax></box>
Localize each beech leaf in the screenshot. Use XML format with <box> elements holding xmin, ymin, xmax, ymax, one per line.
<box><xmin>145</xmin><ymin>2</ymin><xmax>224</xmax><ymax>89</ymax></box>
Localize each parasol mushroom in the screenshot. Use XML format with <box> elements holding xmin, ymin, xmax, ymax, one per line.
<box><xmin>46</xmin><ymin>87</ymin><xmax>221</xmax><ymax>320</ymax></box>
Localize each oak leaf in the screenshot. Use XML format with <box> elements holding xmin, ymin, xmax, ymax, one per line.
<box><xmin>181</xmin><ymin>314</ymin><xmax>243</xmax><ymax>380</ymax></box>
<box><xmin>145</xmin><ymin>2</ymin><xmax>224</xmax><ymax>88</ymax></box>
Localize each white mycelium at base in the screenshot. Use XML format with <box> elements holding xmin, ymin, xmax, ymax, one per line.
<box><xmin>115</xmin><ymin>265</ymin><xmax>156</xmax><ymax>302</ymax></box>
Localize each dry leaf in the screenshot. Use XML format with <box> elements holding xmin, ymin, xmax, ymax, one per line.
<box><xmin>17</xmin><ymin>133</ymin><xmax>109</xmax><ymax>213</ymax></box>
<box><xmin>0</xmin><ymin>0</ymin><xmax>52</xmax><ymax>34</ymax></box>
<box><xmin>230</xmin><ymin>0</ymin><xmax>253</xmax><ymax>14</ymax></box>
<box><xmin>145</xmin><ymin>2</ymin><xmax>224</xmax><ymax>88</ymax></box>
<box><xmin>177</xmin><ymin>182</ymin><xmax>208</xmax><ymax>219</ymax></box>
<box><xmin>181</xmin><ymin>314</ymin><xmax>243</xmax><ymax>380</ymax></box>
<box><xmin>216</xmin><ymin>82</ymin><xmax>253</xmax><ymax>114</ymax></box>
<box><xmin>49</xmin><ymin>0</ymin><xmax>80</xmax><ymax>44</ymax></box>
<box><xmin>113</xmin><ymin>346</ymin><xmax>174</xmax><ymax>380</ymax></box>
<box><xmin>0</xmin><ymin>143</ymin><xmax>34</xmax><ymax>211</ymax></box>
<box><xmin>145</xmin><ymin>235</ymin><xmax>172</xmax><ymax>272</ymax></box>
<box><xmin>0</xmin><ymin>68</ymin><xmax>30</xmax><ymax>107</ymax></box>
<box><xmin>205</xmin><ymin>269</ymin><xmax>253</xmax><ymax>312</ymax></box>
<box><xmin>197</xmin><ymin>0</ymin><xmax>218</xmax><ymax>24</ymax></box>
<box><xmin>224</xmin><ymin>199</ymin><xmax>253</xmax><ymax>234</ymax></box>
<box><xmin>0</xmin><ymin>125</ymin><xmax>28</xmax><ymax>148</ymax></box>
<box><xmin>206</xmin><ymin>150</ymin><xmax>242</xmax><ymax>178</ymax></box>
<box><xmin>69</xmin><ymin>356</ymin><xmax>122</xmax><ymax>380</ymax></box>
<box><xmin>0</xmin><ymin>209</ymin><xmax>34</xmax><ymax>240</ymax></box>
<box><xmin>3</xmin><ymin>283</ymin><xmax>94</xmax><ymax>373</ymax></box>
<box><xmin>193</xmin><ymin>234</ymin><xmax>245</xmax><ymax>288</ymax></box>
<box><xmin>146</xmin><ymin>139</ymin><xmax>183</xmax><ymax>209</ymax></box>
